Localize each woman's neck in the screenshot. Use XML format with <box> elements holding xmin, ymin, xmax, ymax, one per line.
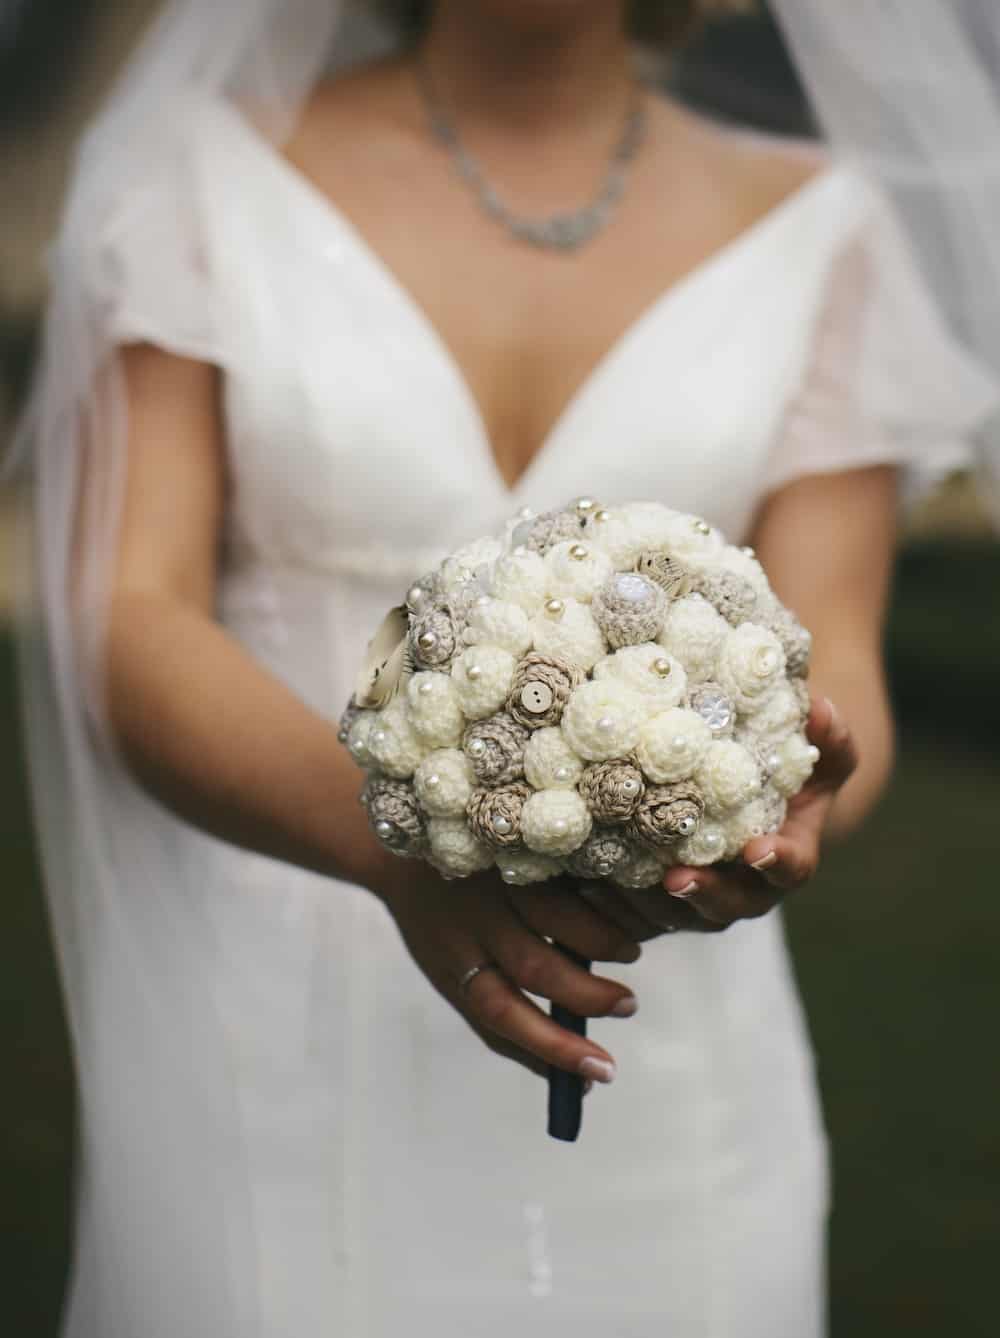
<box><xmin>417</xmin><ymin>2</ymin><xmax>634</xmax><ymax>138</ymax></box>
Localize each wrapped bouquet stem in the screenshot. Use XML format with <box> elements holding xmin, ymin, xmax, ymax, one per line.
<box><xmin>345</xmin><ymin>497</ymin><xmax>819</xmax><ymax>1140</ymax></box>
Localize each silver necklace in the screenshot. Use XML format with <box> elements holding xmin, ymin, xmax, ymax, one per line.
<box><xmin>418</xmin><ymin>66</ymin><xmax>647</xmax><ymax>253</ymax></box>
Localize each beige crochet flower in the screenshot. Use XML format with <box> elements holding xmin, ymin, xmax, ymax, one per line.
<box><xmin>627</xmin><ymin>781</ymin><xmax>706</xmax><ymax>847</ymax></box>
<box><xmin>511</xmin><ymin>507</ymin><xmax>584</xmax><ymax>555</ymax></box>
<box><xmin>691</xmin><ymin>569</ymin><xmax>760</xmax><ymax>626</ymax></box>
<box><xmin>506</xmin><ymin>652</ymin><xmax>583</xmax><ymax>729</ymax></box>
<box><xmin>466</xmin><ymin>783</ymin><xmax>532</xmax><ymax>849</ymax></box>
<box><xmin>409</xmin><ymin>608</ymin><xmax>458</xmax><ymax>670</ymax></box>
<box><xmin>578</xmin><ymin>759</ymin><xmax>645</xmax><ymax>823</ymax></box>
<box><xmin>767</xmin><ymin>606</ymin><xmax>813</xmax><ymax>679</ymax></box>
<box><xmin>568</xmin><ymin>829</ymin><xmax>631</xmax><ymax>880</ymax></box>
<box><xmin>462</xmin><ymin>713</ymin><xmax>530</xmax><ymax>787</ymax></box>
<box><xmin>363</xmin><ymin>778</ymin><xmax>426</xmax><ymax>856</ymax></box>
<box><xmin>591</xmin><ymin>572</ymin><xmax>667</xmax><ymax>649</ymax></box>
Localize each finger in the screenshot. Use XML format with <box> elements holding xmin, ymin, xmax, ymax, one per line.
<box><xmin>480</xmin><ymin>909</ymin><xmax>638</xmax><ymax>1018</ymax></box>
<box><xmin>740</xmin><ymin>827</ymin><xmax>821</xmax><ymax>892</ymax></box>
<box><xmin>508</xmin><ymin>884</ymin><xmax>641</xmax><ymax>963</ymax></box>
<box><xmin>464</xmin><ymin>1016</ymin><xmax>549</xmax><ymax>1081</ymax></box>
<box><xmin>614</xmin><ymin>883</ymin><xmax>726</xmax><ymax>935</ymax></box>
<box><xmin>577</xmin><ymin>880</ymin><xmax>664</xmax><ymax>942</ymax></box>
<box><xmin>804</xmin><ymin>695</ymin><xmax>859</xmax><ymax>792</ymax></box>
<box><xmin>462</xmin><ymin>967</ymin><xmax>618</xmax><ymax>1082</ymax></box>
<box><xmin>664</xmin><ymin>862</ymin><xmax>779</xmax><ymax>925</ymax></box>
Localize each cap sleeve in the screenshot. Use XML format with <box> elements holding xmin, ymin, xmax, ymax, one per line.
<box><xmin>761</xmin><ymin>174</ymin><xmax>999</xmax><ymax>507</ymax></box>
<box><xmin>83</xmin><ymin>100</ymin><xmax>229</xmax><ymax>367</ymax></box>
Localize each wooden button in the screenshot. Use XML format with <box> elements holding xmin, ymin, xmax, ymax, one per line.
<box><xmin>520</xmin><ymin>681</ymin><xmax>554</xmax><ymax>714</ymax></box>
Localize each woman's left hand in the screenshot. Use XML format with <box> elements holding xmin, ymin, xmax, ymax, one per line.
<box><xmin>596</xmin><ymin>696</ymin><xmax>858</xmax><ymax>935</ymax></box>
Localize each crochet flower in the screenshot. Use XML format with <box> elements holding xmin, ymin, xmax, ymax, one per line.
<box><xmin>544</xmin><ymin>539</ymin><xmax>615</xmax><ymax>604</ymax></box>
<box><xmin>690</xmin><ymin>568</ymin><xmax>761</xmax><ymax>626</ymax></box>
<box><xmin>338</xmin><ymin>698</ymin><xmax>364</xmax><ymax>746</ymax></box>
<box><xmin>462</xmin><ymin>713</ymin><xmax>530</xmax><ymax>787</ymax></box>
<box><xmin>768</xmin><ymin>733</ymin><xmax>821</xmax><ymax>797</ymax></box>
<box><xmin>510</xmin><ymin>507</ymin><xmax>583</xmax><ymax>555</ymax></box>
<box><xmin>722</xmin><ymin>797</ymin><xmax>773</xmax><ymax>860</ymax></box>
<box><xmin>462</xmin><ymin>596</ymin><xmax>533</xmax><ymax>657</ymax></box>
<box><xmin>529</xmin><ymin>596</ymin><xmax>607</xmax><ymax>671</ymax></box>
<box><xmin>635</xmin><ymin>550</ymin><xmax>694</xmax><ymax>601</ymax></box>
<box><xmin>366</xmin><ymin>698</ymin><xmax>427</xmax><ymax>779</ymax></box>
<box><xmin>627</xmin><ymin>781</ymin><xmax>705</xmax><ymax>847</ymax></box>
<box><xmin>440</xmin><ymin>537</ymin><xmax>504</xmax><ymax>592</ymax></box>
<box><xmin>642</xmin><ymin>509</ymin><xmax>725</xmax><ymax>563</ymax></box>
<box><xmin>410</xmin><ymin>608</ymin><xmax>458</xmax><ymax>670</ymax></box>
<box><xmin>766</xmin><ymin>606</ymin><xmax>812</xmax><ymax>679</ymax></box>
<box><xmin>496</xmin><ymin>849</ymin><xmax>564</xmax><ymax>886</ymax></box>
<box><xmin>634</xmin><ymin>706</ymin><xmax>712</xmax><ymax>784</ymax></box>
<box><xmin>489</xmin><ymin>549</ymin><xmax>549</xmax><ymax>613</ymax></box>
<box><xmin>715</xmin><ymin>623</ymin><xmax>786</xmax><ymax>714</ymax></box>
<box><xmin>520</xmin><ymin>789</ymin><xmax>593</xmax><ymax>857</ymax></box>
<box><xmin>581</xmin><ymin>506</ymin><xmax>652</xmax><ymax>569</ymax></box>
<box><xmin>346</xmin><ymin>709</ymin><xmax>378</xmax><ymax>766</ymax></box>
<box><xmin>568</xmin><ymin>829</ymin><xmax>631</xmax><ymax>880</ymax></box>
<box><xmin>577</xmin><ymin>759</ymin><xmax>645</xmax><ymax>823</ymax></box>
<box><xmin>674</xmin><ymin>820</ymin><xmax>727</xmax><ymax>867</ymax></box>
<box><xmin>427</xmin><ymin>818</ymin><xmax>495</xmax><ymax>878</ymax></box>
<box><xmin>413</xmin><ymin>749</ymin><xmax>476</xmax><ymax>818</ymax></box>
<box><xmin>612</xmin><ymin>844</ymin><xmax>675</xmax><ymax>889</ymax></box>
<box><xmin>523</xmin><ymin>726</ymin><xmax>585</xmax><ymax>791</ymax></box>
<box><xmin>735</xmin><ymin>681</ymin><xmax>806</xmax><ymax>752</ymax></box>
<box><xmin>591</xmin><ymin>572</ymin><xmax>667</xmax><ymax>648</ymax></box>
<box><xmin>506</xmin><ymin>652</ymin><xmax>583</xmax><ymax>729</ymax></box>
<box><xmin>593</xmin><ymin>642</ymin><xmax>687</xmax><ymax>708</ymax></box>
<box><xmin>657</xmin><ymin>593</ymin><xmax>729</xmax><ymax>683</ymax></box>
<box><xmin>560</xmin><ymin>678</ymin><xmax>644</xmax><ymax>761</ymax></box>
<box><xmin>466</xmin><ymin>783</ymin><xmax>532</xmax><ymax>849</ymax></box>
<box><xmin>406</xmin><ymin>672</ymin><xmax>465</xmax><ymax>748</ymax></box>
<box><xmin>694</xmin><ymin>740</ymin><xmax>762</xmax><ymax>813</ymax></box>
<box><xmin>363</xmin><ymin>778</ymin><xmax>426</xmax><ymax>856</ymax></box>
<box><xmin>451</xmin><ymin>644</ymin><xmax>517</xmax><ymax>720</ymax></box>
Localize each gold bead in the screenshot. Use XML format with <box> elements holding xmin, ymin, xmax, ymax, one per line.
<box><xmin>544</xmin><ymin>598</ymin><xmax>565</xmax><ymax>619</ymax></box>
<box><xmin>569</xmin><ymin>543</ymin><xmax>589</xmax><ymax>561</ymax></box>
<box><xmin>594</xmin><ymin>509</ymin><xmax>612</xmax><ymax>523</ymax></box>
<box><xmin>693</xmin><ymin>519</ymin><xmax>711</xmax><ymax>536</ymax></box>
<box><xmin>574</xmin><ymin>496</ymin><xmax>597</xmax><ymax>514</ymax></box>
<box><xmin>651</xmin><ymin>657</ymin><xmax>673</xmax><ymax>677</ymax></box>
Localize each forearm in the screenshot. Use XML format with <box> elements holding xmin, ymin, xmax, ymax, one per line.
<box><xmin>104</xmin><ymin>589</ymin><xmax>395</xmax><ymax>891</ymax></box>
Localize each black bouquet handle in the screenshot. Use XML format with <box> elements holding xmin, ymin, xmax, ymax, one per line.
<box><xmin>547</xmin><ymin>943</ymin><xmax>592</xmax><ymax>1142</ymax></box>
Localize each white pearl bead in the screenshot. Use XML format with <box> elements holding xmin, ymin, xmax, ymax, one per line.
<box><xmin>652</xmin><ymin>657</ymin><xmax>672</xmax><ymax>677</ymax></box>
<box><xmin>545</xmin><ymin>598</ymin><xmax>565</xmax><ymax>618</ymax></box>
<box><xmin>375</xmin><ymin>820</ymin><xmax>393</xmax><ymax>837</ymax></box>
<box><xmin>553</xmin><ymin>818</ymin><xmax>568</xmax><ymax>834</ymax></box>
<box><xmin>426</xmin><ymin>774</ymin><xmax>441</xmax><ymax>788</ymax></box>
<box><xmin>494</xmin><ymin>817</ymin><xmax>512</xmax><ymax>835</ymax></box>
<box><xmin>418</xmin><ymin>680</ymin><xmax>434</xmax><ymax>695</ymax></box>
<box><xmin>517</xmin><ymin>506</ymin><xmax>534</xmax><ymax>520</ymax></box>
<box><xmin>469</xmin><ymin>739</ymin><xmax>486</xmax><ymax>757</ymax></box>
<box><xmin>554</xmin><ymin>766</ymin><xmax>571</xmax><ymax>783</ymax></box>
<box><xmin>569</xmin><ymin>544</ymin><xmax>589</xmax><ymax>561</ymax></box>
<box><xmin>372</xmin><ymin>730</ymin><xmax>387</xmax><ymax>745</ymax></box>
<box><xmin>704</xmin><ymin>832</ymin><xmax>722</xmax><ymax>849</ymax></box>
<box><xmin>807</xmin><ymin>745</ymin><xmax>821</xmax><ymax>763</ymax></box>
<box><xmin>501</xmin><ymin>868</ymin><xmax>517</xmax><ymax>884</ymax></box>
<box><xmin>597</xmin><ymin>715</ymin><xmax>616</xmax><ymax>733</ymax></box>
<box><xmin>575</xmin><ymin>496</ymin><xmax>597</xmax><ymax>514</ymax></box>
<box><xmin>671</xmin><ymin>735</ymin><xmax>688</xmax><ymax>752</ymax></box>
<box><xmin>466</xmin><ymin>664</ymin><xmax>483</xmax><ymax>681</ymax></box>
<box><xmin>766</xmin><ymin>752</ymin><xmax>781</xmax><ymax>773</ymax></box>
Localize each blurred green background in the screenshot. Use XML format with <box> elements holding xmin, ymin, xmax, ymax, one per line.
<box><xmin>2</xmin><ymin>4</ymin><xmax>999</xmax><ymax>1335</ymax></box>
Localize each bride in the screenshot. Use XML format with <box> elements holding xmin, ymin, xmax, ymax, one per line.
<box><xmin>15</xmin><ymin>1</ymin><xmax>998</xmax><ymax>1335</ymax></box>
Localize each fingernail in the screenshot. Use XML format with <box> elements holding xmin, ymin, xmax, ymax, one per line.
<box><xmin>579</xmin><ymin>1056</ymin><xmax>616</xmax><ymax>1085</ymax></box>
<box><xmin>610</xmin><ymin>995</ymin><xmax>638</xmax><ymax>1018</ymax></box>
<box><xmin>614</xmin><ymin>943</ymin><xmax>641</xmax><ymax>964</ymax></box>
<box><xmin>823</xmin><ymin>697</ymin><xmax>841</xmax><ymax>730</ymax></box>
<box><xmin>751</xmin><ymin>851</ymin><xmax>777</xmax><ymax>871</ymax></box>
<box><xmin>669</xmin><ymin>880</ymin><xmax>699</xmax><ymax>899</ymax></box>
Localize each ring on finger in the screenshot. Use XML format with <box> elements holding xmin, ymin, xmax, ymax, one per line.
<box><xmin>457</xmin><ymin>960</ymin><xmax>497</xmax><ymax>994</ymax></box>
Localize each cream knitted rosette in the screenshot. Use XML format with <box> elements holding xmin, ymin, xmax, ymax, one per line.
<box><xmin>343</xmin><ymin>498</ymin><xmax>818</xmax><ymax>887</ymax></box>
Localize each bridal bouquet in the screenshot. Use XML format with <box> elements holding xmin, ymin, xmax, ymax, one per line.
<box><xmin>342</xmin><ymin>496</ymin><xmax>817</xmax><ymax>1140</ymax></box>
<box><xmin>343</xmin><ymin>496</ymin><xmax>817</xmax><ymax>886</ymax></box>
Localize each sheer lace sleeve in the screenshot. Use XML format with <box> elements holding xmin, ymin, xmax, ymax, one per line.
<box><xmin>762</xmin><ymin>176</ymin><xmax>999</xmax><ymax>507</ymax></box>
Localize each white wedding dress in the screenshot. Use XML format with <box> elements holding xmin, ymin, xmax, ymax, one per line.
<box><xmin>47</xmin><ymin>93</ymin><xmax>993</xmax><ymax>1338</ymax></box>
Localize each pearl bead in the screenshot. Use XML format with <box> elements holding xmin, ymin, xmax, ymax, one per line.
<box><xmin>466</xmin><ymin>664</ymin><xmax>483</xmax><ymax>681</ymax></box>
<box><xmin>475</xmin><ymin>594</ymin><xmax>491</xmax><ymax>608</ymax></box>
<box><xmin>350</xmin><ymin>740</ymin><xmax>366</xmax><ymax>756</ymax></box>
<box><xmin>372</xmin><ymin>730</ymin><xmax>387</xmax><ymax>745</ymax></box>
<box><xmin>337</xmin><ymin>727</ymin><xmax>349</xmax><ymax>744</ymax></box>
<box><xmin>594</xmin><ymin>509</ymin><xmax>611</xmax><ymax>523</ymax></box>
<box><xmin>426</xmin><ymin>774</ymin><xmax>441</xmax><ymax>788</ymax></box>
<box><xmin>651</xmin><ymin>657</ymin><xmax>673</xmax><ymax>677</ymax></box>
<box><xmin>671</xmin><ymin>735</ymin><xmax>689</xmax><ymax>752</ymax></box>
<box><xmin>469</xmin><ymin>739</ymin><xmax>486</xmax><ymax>757</ymax></box>
<box><xmin>407</xmin><ymin>584</ymin><xmax>429</xmax><ymax>612</ymax></box>
<box><xmin>417</xmin><ymin>631</ymin><xmax>438</xmax><ymax>652</ymax></box>
<box><xmin>741</xmin><ymin>546</ymin><xmax>756</xmax><ymax>557</ymax></box>
<box><xmin>554</xmin><ymin>766</ymin><xmax>571</xmax><ymax>783</ymax></box>
<box><xmin>375</xmin><ymin>820</ymin><xmax>394</xmax><ymax>838</ymax></box>
<box><xmin>693</xmin><ymin>519</ymin><xmax>711</xmax><ymax>536</ymax></box>
<box><xmin>569</xmin><ymin>543</ymin><xmax>589</xmax><ymax>561</ymax></box>
<box><xmin>597</xmin><ymin>715</ymin><xmax>616</xmax><ymax>733</ymax></box>
<box><xmin>766</xmin><ymin>752</ymin><xmax>781</xmax><ymax>773</ymax></box>
<box><xmin>703</xmin><ymin>831</ymin><xmax>722</xmax><ymax>849</ymax></box>
<box><xmin>807</xmin><ymin>745</ymin><xmax>821</xmax><ymax>763</ymax></box>
<box><xmin>501</xmin><ymin>868</ymin><xmax>518</xmax><ymax>884</ymax></box>
<box><xmin>575</xmin><ymin>496</ymin><xmax>597</xmax><ymax>514</ymax></box>
<box><xmin>544</xmin><ymin>598</ymin><xmax>565</xmax><ymax>619</ymax></box>
<box><xmin>517</xmin><ymin>506</ymin><xmax>534</xmax><ymax>521</ymax></box>
<box><xmin>553</xmin><ymin>818</ymin><xmax>568</xmax><ymax>834</ymax></box>
<box><xmin>494</xmin><ymin>816</ymin><xmax>513</xmax><ymax>836</ymax></box>
<box><xmin>418</xmin><ymin>679</ymin><xmax>434</xmax><ymax>695</ymax></box>
<box><xmin>511</xmin><ymin>545</ymin><xmax>528</xmax><ymax>558</ymax></box>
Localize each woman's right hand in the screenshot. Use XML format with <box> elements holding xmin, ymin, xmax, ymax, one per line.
<box><xmin>373</xmin><ymin>864</ymin><xmax>642</xmax><ymax>1085</ymax></box>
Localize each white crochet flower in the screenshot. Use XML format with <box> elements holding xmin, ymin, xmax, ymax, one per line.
<box><xmin>413</xmin><ymin>749</ymin><xmax>476</xmax><ymax>818</ymax></box>
<box><xmin>695</xmin><ymin>740</ymin><xmax>762</xmax><ymax>814</ymax></box>
<box><xmin>612</xmin><ymin>845</ymin><xmax>674</xmax><ymax>889</ymax></box>
<box><xmin>495</xmin><ymin>849</ymin><xmax>565</xmax><ymax>886</ymax></box>
<box><xmin>560</xmin><ymin>679</ymin><xmax>644</xmax><ymax>762</ymax></box>
<box><xmin>635</xmin><ymin>508</ymin><xmax>725</xmax><ymax>563</ymax></box>
<box><xmin>440</xmin><ymin>537</ymin><xmax>504</xmax><ymax>592</ymax></box>
<box><xmin>593</xmin><ymin>643</ymin><xmax>687</xmax><ymax>708</ymax></box>
<box><xmin>634</xmin><ymin>706</ymin><xmax>712</xmax><ymax>784</ymax></box>
<box><xmin>489</xmin><ymin>549</ymin><xmax>549</xmax><ymax>613</ymax></box>
<box><xmin>346</xmin><ymin>710</ymin><xmax>378</xmax><ymax>767</ymax></box>
<box><xmin>657</xmin><ymin>594</ymin><xmax>729</xmax><ymax>683</ymax></box>
<box><xmin>736</xmin><ymin>681</ymin><xmax>806</xmax><ymax>752</ymax></box>
<box><xmin>543</xmin><ymin>539</ymin><xmax>614</xmax><ymax>603</ymax></box>
<box><xmin>769</xmin><ymin>733</ymin><xmax>821</xmax><ymax>798</ymax></box>
<box><xmin>427</xmin><ymin>818</ymin><xmax>495</xmax><ymax>878</ymax></box>
<box><xmin>674</xmin><ymin>820</ymin><xmax>728</xmax><ymax>867</ymax></box>
<box><xmin>406</xmin><ymin>672</ymin><xmax>465</xmax><ymax>749</ymax></box>
<box><xmin>692</xmin><ymin>543</ymin><xmax>774</xmax><ymax>602</ymax></box>
<box><xmin>716</xmin><ymin>623</ymin><xmax>786</xmax><ymax>714</ymax></box>
<box><xmin>366</xmin><ymin>698</ymin><xmax>427</xmax><ymax>779</ymax></box>
<box><xmin>451</xmin><ymin>644</ymin><xmax>516</xmax><ymax>720</ymax></box>
<box><xmin>523</xmin><ymin>727</ymin><xmax>585</xmax><ymax>790</ymax></box>
<box><xmin>581</xmin><ymin>506</ymin><xmax>650</xmax><ymax>568</ymax></box>
<box><xmin>529</xmin><ymin>597</ymin><xmax>607</xmax><ymax>671</ymax></box>
<box><xmin>722</xmin><ymin>798</ymin><xmax>772</xmax><ymax>860</ymax></box>
<box><xmin>463</xmin><ymin>597</ymin><xmax>532</xmax><ymax>657</ymax></box>
<box><xmin>521</xmin><ymin>788</ymin><xmax>593</xmax><ymax>856</ymax></box>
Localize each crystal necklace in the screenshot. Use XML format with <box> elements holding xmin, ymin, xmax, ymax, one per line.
<box><xmin>417</xmin><ymin>64</ymin><xmax>648</xmax><ymax>253</ymax></box>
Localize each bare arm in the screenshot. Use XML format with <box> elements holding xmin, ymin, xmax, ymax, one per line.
<box><xmin>99</xmin><ymin>343</ymin><xmax>639</xmax><ymax>1084</ymax></box>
